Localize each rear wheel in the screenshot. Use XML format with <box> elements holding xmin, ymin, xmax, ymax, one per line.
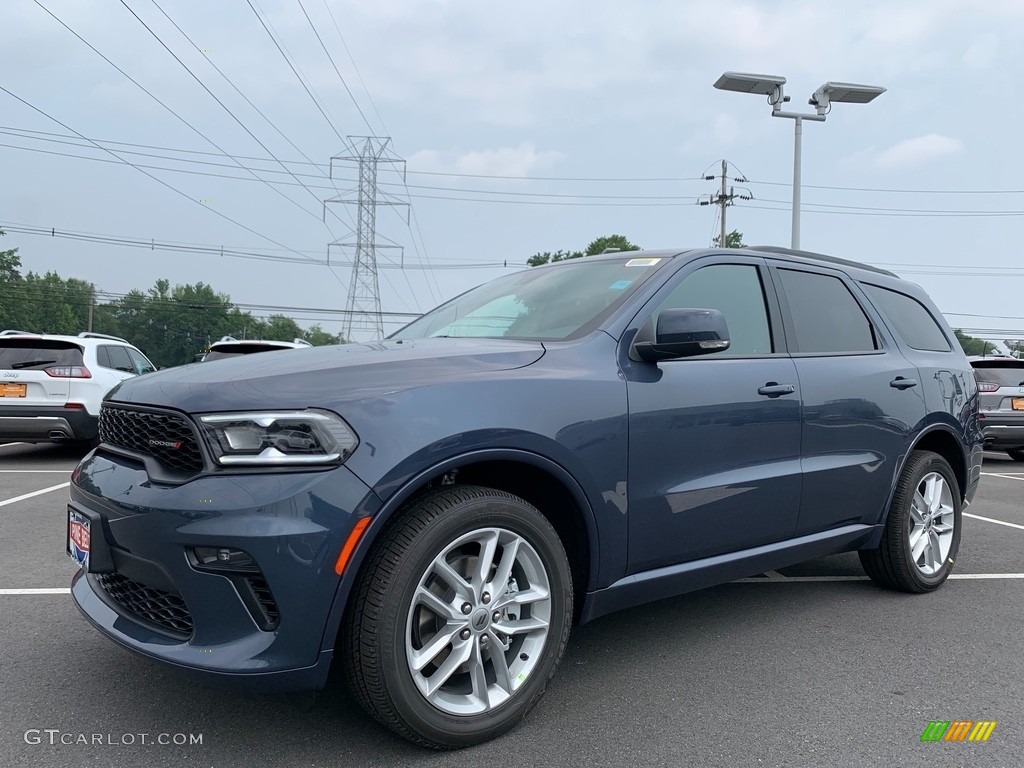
<box><xmin>1007</xmin><ymin>448</ymin><xmax>1024</xmax><ymax>462</ymax></box>
<box><xmin>344</xmin><ymin>485</ymin><xmax>572</xmax><ymax>749</ymax></box>
<box><xmin>860</xmin><ymin>450</ymin><xmax>961</xmax><ymax>593</ymax></box>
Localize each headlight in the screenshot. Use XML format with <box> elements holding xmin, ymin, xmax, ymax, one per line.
<box><xmin>198</xmin><ymin>410</ymin><xmax>358</xmax><ymax>466</ymax></box>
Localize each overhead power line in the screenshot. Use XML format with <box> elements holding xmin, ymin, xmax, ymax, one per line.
<box><xmin>0</xmin><ymin>221</ymin><xmax>518</xmax><ymax>270</ymax></box>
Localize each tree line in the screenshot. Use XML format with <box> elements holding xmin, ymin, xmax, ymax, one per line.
<box><xmin>1</xmin><ymin>232</ymin><xmax>341</xmax><ymax>368</ymax></box>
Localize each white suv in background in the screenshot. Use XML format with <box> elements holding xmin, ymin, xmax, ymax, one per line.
<box><xmin>0</xmin><ymin>330</ymin><xmax>156</xmax><ymax>444</ymax></box>
<box><xmin>200</xmin><ymin>335</ymin><xmax>311</xmax><ymax>362</ymax></box>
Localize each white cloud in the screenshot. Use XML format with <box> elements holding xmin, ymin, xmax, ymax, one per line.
<box><xmin>962</xmin><ymin>35</ymin><xmax>999</xmax><ymax>69</ymax></box>
<box><xmin>871</xmin><ymin>134</ymin><xmax>964</xmax><ymax>170</ymax></box>
<box><xmin>408</xmin><ymin>143</ymin><xmax>564</xmax><ymax>178</ymax></box>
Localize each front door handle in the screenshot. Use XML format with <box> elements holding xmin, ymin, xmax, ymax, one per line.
<box><xmin>890</xmin><ymin>377</ymin><xmax>918</xmax><ymax>390</ymax></box>
<box><xmin>757</xmin><ymin>382</ymin><xmax>796</xmax><ymax>398</ymax></box>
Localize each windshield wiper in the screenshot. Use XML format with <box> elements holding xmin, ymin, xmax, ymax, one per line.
<box><xmin>11</xmin><ymin>359</ymin><xmax>57</xmax><ymax>369</ymax></box>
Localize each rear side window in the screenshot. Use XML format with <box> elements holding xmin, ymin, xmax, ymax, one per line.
<box><xmin>863</xmin><ymin>284</ymin><xmax>951</xmax><ymax>352</ymax></box>
<box><xmin>0</xmin><ymin>339</ymin><xmax>84</xmax><ymax>370</ymax></box>
<box><xmin>777</xmin><ymin>269</ymin><xmax>877</xmax><ymax>354</ymax></box>
<box><xmin>101</xmin><ymin>345</ymin><xmax>135</xmax><ymax>373</ymax></box>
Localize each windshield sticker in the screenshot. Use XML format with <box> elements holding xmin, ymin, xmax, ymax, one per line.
<box><xmin>608</xmin><ymin>279</ymin><xmax>633</xmax><ymax>290</ymax></box>
<box><xmin>624</xmin><ymin>257</ymin><xmax>661</xmax><ymax>267</ymax></box>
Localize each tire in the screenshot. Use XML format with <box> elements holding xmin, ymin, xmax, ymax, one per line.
<box><xmin>1007</xmin><ymin>449</ymin><xmax>1024</xmax><ymax>463</ymax></box>
<box><xmin>343</xmin><ymin>485</ymin><xmax>573</xmax><ymax>749</ymax></box>
<box><xmin>859</xmin><ymin>450</ymin><xmax>962</xmax><ymax>593</ymax></box>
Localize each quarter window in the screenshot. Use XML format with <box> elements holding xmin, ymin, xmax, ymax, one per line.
<box><xmin>862</xmin><ymin>284</ymin><xmax>951</xmax><ymax>352</ymax></box>
<box><xmin>777</xmin><ymin>269</ymin><xmax>877</xmax><ymax>354</ymax></box>
<box><xmin>652</xmin><ymin>264</ymin><xmax>773</xmax><ymax>355</ymax></box>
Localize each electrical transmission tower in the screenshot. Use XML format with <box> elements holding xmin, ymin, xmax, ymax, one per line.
<box><xmin>699</xmin><ymin>160</ymin><xmax>753</xmax><ymax>247</ymax></box>
<box><xmin>323</xmin><ymin>137</ymin><xmax>407</xmax><ymax>341</ymax></box>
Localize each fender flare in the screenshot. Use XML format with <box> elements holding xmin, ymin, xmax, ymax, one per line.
<box><xmin>317</xmin><ymin>447</ymin><xmax>602</xmax><ymax>655</ymax></box>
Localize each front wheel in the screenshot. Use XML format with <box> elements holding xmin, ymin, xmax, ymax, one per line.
<box><xmin>860</xmin><ymin>450</ymin><xmax>962</xmax><ymax>592</ymax></box>
<box><xmin>343</xmin><ymin>486</ymin><xmax>573</xmax><ymax>749</ymax></box>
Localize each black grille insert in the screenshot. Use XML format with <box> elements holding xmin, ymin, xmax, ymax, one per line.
<box><xmin>95</xmin><ymin>572</ymin><xmax>194</xmax><ymax>638</ymax></box>
<box><xmin>242</xmin><ymin>575</ymin><xmax>280</xmax><ymax>631</ymax></box>
<box><xmin>100</xmin><ymin>405</ymin><xmax>203</xmax><ymax>472</ymax></box>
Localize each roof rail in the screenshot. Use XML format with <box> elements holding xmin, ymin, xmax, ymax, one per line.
<box><xmin>749</xmin><ymin>245</ymin><xmax>898</xmax><ymax>277</ymax></box>
<box><xmin>0</xmin><ymin>329</ymin><xmax>38</xmax><ymax>336</ymax></box>
<box><xmin>78</xmin><ymin>332</ymin><xmax>129</xmax><ymax>343</ymax></box>
<box><xmin>292</xmin><ymin>338</ymin><xmax>313</xmax><ymax>347</ymax></box>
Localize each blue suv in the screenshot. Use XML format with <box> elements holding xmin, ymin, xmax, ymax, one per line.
<box><xmin>68</xmin><ymin>247</ymin><xmax>982</xmax><ymax>748</ymax></box>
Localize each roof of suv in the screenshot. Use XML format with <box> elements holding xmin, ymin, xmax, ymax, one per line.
<box><xmin>0</xmin><ymin>330</ymin><xmax>136</xmax><ymax>347</ymax></box>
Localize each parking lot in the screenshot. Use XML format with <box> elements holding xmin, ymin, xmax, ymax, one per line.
<box><xmin>0</xmin><ymin>440</ymin><xmax>1020</xmax><ymax>768</ymax></box>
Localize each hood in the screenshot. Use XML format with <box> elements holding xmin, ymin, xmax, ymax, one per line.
<box><xmin>107</xmin><ymin>338</ymin><xmax>545</xmax><ymax>413</ymax></box>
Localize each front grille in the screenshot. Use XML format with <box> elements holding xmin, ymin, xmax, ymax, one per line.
<box><xmin>100</xmin><ymin>405</ymin><xmax>203</xmax><ymax>472</ymax></box>
<box><xmin>95</xmin><ymin>572</ymin><xmax>194</xmax><ymax>638</ymax></box>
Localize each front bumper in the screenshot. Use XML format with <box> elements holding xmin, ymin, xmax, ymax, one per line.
<box><xmin>0</xmin><ymin>405</ymin><xmax>98</xmax><ymax>442</ymax></box>
<box><xmin>69</xmin><ymin>449</ymin><xmax>378</xmax><ymax>692</ymax></box>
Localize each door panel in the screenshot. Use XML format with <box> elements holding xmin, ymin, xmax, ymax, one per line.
<box><xmin>626</xmin><ymin>357</ymin><xmax>802</xmax><ymax>571</ymax></box>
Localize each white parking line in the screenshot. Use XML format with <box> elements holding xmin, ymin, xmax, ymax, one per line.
<box><xmin>0</xmin><ymin>470</ymin><xmax>72</xmax><ymax>473</ymax></box>
<box><xmin>0</xmin><ymin>482</ymin><xmax>70</xmax><ymax>508</ymax></box>
<box><xmin>964</xmin><ymin>512</ymin><xmax>1024</xmax><ymax>531</ymax></box>
<box><xmin>981</xmin><ymin>472</ymin><xmax>1024</xmax><ymax>481</ymax></box>
<box><xmin>0</xmin><ymin>588</ymin><xmax>70</xmax><ymax>595</ymax></box>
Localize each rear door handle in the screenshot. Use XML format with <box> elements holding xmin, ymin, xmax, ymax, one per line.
<box><xmin>757</xmin><ymin>383</ymin><xmax>796</xmax><ymax>398</ymax></box>
<box><xmin>890</xmin><ymin>377</ymin><xmax>918</xmax><ymax>390</ymax></box>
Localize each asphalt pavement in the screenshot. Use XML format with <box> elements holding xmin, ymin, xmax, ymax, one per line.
<box><xmin>0</xmin><ymin>440</ymin><xmax>1020</xmax><ymax>768</ymax></box>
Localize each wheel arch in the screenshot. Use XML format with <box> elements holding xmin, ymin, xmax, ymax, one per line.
<box><xmin>320</xmin><ymin>449</ymin><xmax>600</xmax><ymax>656</ymax></box>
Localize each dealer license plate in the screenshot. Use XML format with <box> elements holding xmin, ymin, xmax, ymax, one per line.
<box><xmin>0</xmin><ymin>383</ymin><xmax>27</xmax><ymax>397</ymax></box>
<box><xmin>67</xmin><ymin>508</ymin><xmax>90</xmax><ymax>570</ymax></box>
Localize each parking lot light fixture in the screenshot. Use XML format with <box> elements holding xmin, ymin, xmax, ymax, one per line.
<box><xmin>714</xmin><ymin>71</ymin><xmax>886</xmax><ymax>250</ymax></box>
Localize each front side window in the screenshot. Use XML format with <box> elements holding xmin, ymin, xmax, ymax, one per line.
<box><xmin>648</xmin><ymin>264</ymin><xmax>773</xmax><ymax>355</ymax></box>
<box><xmin>127</xmin><ymin>348</ymin><xmax>156</xmax><ymax>375</ymax></box>
<box><xmin>392</xmin><ymin>257</ymin><xmax>667</xmax><ymax>341</ymax></box>
<box><xmin>778</xmin><ymin>269</ymin><xmax>877</xmax><ymax>354</ymax></box>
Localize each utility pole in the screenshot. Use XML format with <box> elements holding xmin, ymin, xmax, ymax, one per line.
<box><xmin>87</xmin><ymin>283</ymin><xmax>94</xmax><ymax>332</ymax></box>
<box><xmin>699</xmin><ymin>160</ymin><xmax>752</xmax><ymax>247</ymax></box>
<box><xmin>323</xmin><ymin>137</ymin><xmax>408</xmax><ymax>342</ymax></box>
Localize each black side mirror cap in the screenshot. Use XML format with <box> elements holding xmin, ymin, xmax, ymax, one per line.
<box><xmin>634</xmin><ymin>308</ymin><xmax>731</xmax><ymax>362</ymax></box>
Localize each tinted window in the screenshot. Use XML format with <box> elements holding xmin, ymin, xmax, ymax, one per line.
<box><xmin>103</xmin><ymin>345</ymin><xmax>134</xmax><ymax>372</ymax></box>
<box><xmin>653</xmin><ymin>264</ymin><xmax>773</xmax><ymax>355</ymax></box>
<box><xmin>127</xmin><ymin>348</ymin><xmax>156</xmax><ymax>375</ymax></box>
<box><xmin>971</xmin><ymin>361</ymin><xmax>1024</xmax><ymax>387</ymax></box>
<box><xmin>863</xmin><ymin>284</ymin><xmax>951</xmax><ymax>352</ymax></box>
<box><xmin>0</xmin><ymin>339</ymin><xmax>84</xmax><ymax>369</ymax></box>
<box><xmin>203</xmin><ymin>343</ymin><xmax>289</xmax><ymax>361</ymax></box>
<box><xmin>96</xmin><ymin>346</ymin><xmax>111</xmax><ymax>368</ymax></box>
<box><xmin>778</xmin><ymin>269</ymin><xmax>876</xmax><ymax>354</ymax></box>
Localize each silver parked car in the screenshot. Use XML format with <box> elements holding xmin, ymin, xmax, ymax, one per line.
<box><xmin>970</xmin><ymin>355</ymin><xmax>1024</xmax><ymax>461</ymax></box>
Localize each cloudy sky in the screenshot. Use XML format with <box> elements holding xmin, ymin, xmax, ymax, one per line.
<box><xmin>1</xmin><ymin>0</ymin><xmax>1022</xmax><ymax>342</ymax></box>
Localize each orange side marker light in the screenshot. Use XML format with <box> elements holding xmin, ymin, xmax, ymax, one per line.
<box><xmin>334</xmin><ymin>516</ymin><xmax>372</xmax><ymax>575</ymax></box>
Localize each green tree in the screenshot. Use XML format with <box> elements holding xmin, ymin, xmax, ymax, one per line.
<box><xmin>261</xmin><ymin>314</ymin><xmax>304</xmax><ymax>342</ymax></box>
<box><xmin>954</xmin><ymin>329</ymin><xmax>996</xmax><ymax>356</ymax></box>
<box><xmin>0</xmin><ymin>236</ymin><xmax>28</xmax><ymax>330</ymax></box>
<box><xmin>527</xmin><ymin>234</ymin><xmax>639</xmax><ymax>267</ymax></box>
<box><xmin>713</xmin><ymin>229</ymin><xmax>745</xmax><ymax>248</ymax></box>
<box><xmin>302</xmin><ymin>324</ymin><xmax>342</xmax><ymax>345</ymax></box>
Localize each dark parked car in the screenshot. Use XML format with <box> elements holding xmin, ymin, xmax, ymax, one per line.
<box><xmin>969</xmin><ymin>355</ymin><xmax>1024</xmax><ymax>460</ymax></box>
<box><xmin>67</xmin><ymin>246</ymin><xmax>982</xmax><ymax>748</ymax></box>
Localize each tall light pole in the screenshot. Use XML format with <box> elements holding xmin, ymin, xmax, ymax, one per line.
<box><xmin>713</xmin><ymin>72</ymin><xmax>885</xmax><ymax>250</ymax></box>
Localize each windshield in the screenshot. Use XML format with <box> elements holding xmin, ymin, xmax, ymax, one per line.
<box><xmin>392</xmin><ymin>256</ymin><xmax>667</xmax><ymax>341</ymax></box>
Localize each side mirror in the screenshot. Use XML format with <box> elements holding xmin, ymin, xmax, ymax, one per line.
<box><xmin>634</xmin><ymin>308</ymin><xmax>731</xmax><ymax>362</ymax></box>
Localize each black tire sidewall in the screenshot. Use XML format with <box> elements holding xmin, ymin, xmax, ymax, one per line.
<box><xmin>897</xmin><ymin>454</ymin><xmax>962</xmax><ymax>589</ymax></box>
<box><xmin>375</xmin><ymin>493</ymin><xmax>572</xmax><ymax>747</ymax></box>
